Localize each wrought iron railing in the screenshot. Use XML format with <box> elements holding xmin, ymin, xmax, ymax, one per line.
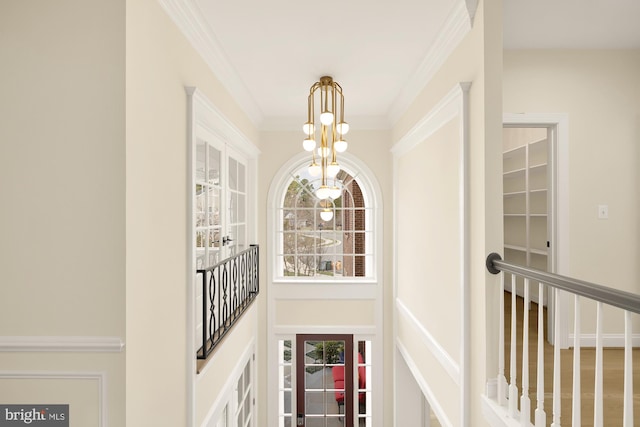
<box><xmin>485</xmin><ymin>252</ymin><xmax>639</xmax><ymax>426</ymax></box>
<box><xmin>197</xmin><ymin>245</ymin><xmax>259</xmax><ymax>360</ymax></box>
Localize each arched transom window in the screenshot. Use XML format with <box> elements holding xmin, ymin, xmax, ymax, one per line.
<box><xmin>277</xmin><ymin>163</ymin><xmax>373</xmax><ymax>279</ymax></box>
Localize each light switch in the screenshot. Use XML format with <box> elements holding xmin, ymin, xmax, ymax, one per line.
<box><xmin>598</xmin><ymin>204</ymin><xmax>608</xmax><ymax>219</ymax></box>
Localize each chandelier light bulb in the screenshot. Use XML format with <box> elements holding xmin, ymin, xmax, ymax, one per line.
<box><xmin>308</xmin><ymin>162</ymin><xmax>321</xmax><ymax>177</ymax></box>
<box><xmin>320</xmin><ymin>112</ymin><xmax>334</xmax><ymax>125</ymax></box>
<box><xmin>336</xmin><ymin>122</ymin><xmax>349</xmax><ymax>135</ymax></box>
<box><xmin>303</xmin><ymin>122</ymin><xmax>315</xmax><ymax>135</ymax></box>
<box><xmin>317</xmin><ymin>146</ymin><xmax>330</xmax><ymax>158</ymax></box>
<box><xmin>320</xmin><ymin>209</ymin><xmax>333</xmax><ymax>222</ymax></box>
<box><xmin>303</xmin><ymin>138</ymin><xmax>316</xmax><ymax>152</ymax></box>
<box><xmin>327</xmin><ymin>162</ymin><xmax>340</xmax><ymax>178</ymax></box>
<box><xmin>315</xmin><ymin>185</ymin><xmax>330</xmax><ymax>200</ymax></box>
<box><xmin>328</xmin><ymin>186</ymin><xmax>342</xmax><ymax>200</ymax></box>
<box><xmin>333</xmin><ymin>139</ymin><xmax>348</xmax><ymax>153</ymax></box>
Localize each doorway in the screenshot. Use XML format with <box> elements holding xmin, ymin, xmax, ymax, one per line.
<box><xmin>294</xmin><ymin>334</ymin><xmax>370</xmax><ymax>427</ymax></box>
<box><xmin>502</xmin><ymin>113</ymin><xmax>568</xmax><ymax>346</ymax></box>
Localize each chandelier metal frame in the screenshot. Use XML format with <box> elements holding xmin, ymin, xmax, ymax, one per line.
<box><xmin>302</xmin><ymin>76</ymin><xmax>349</xmax><ymax>202</ymax></box>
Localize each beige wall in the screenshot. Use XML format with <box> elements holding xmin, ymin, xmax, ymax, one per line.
<box><xmin>504</xmin><ymin>49</ymin><xmax>640</xmax><ymax>334</ymax></box>
<box><xmin>0</xmin><ymin>1</ymin><xmax>126</xmax><ymax>425</ymax></box>
<box><xmin>393</xmin><ymin>0</ymin><xmax>503</xmax><ymax>425</ymax></box>
<box><xmin>125</xmin><ymin>0</ymin><xmax>258</xmax><ymax>425</ymax></box>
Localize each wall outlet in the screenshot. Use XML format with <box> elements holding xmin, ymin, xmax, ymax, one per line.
<box><xmin>598</xmin><ymin>204</ymin><xmax>608</xmax><ymax>219</ymax></box>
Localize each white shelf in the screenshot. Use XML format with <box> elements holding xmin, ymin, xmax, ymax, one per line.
<box><xmin>503</xmin><ymin>145</ymin><xmax>526</xmax><ymax>158</ymax></box>
<box><xmin>503</xmin><ymin>168</ymin><xmax>525</xmax><ymax>179</ymax></box>
<box><xmin>530</xmin><ymin>248</ymin><xmax>547</xmax><ymax>256</ymax></box>
<box><xmin>503</xmin><ymin>191</ymin><xmax>526</xmax><ymax>198</ymax></box>
<box><xmin>529</xmin><ymin>163</ymin><xmax>547</xmax><ymax>173</ymax></box>
<box><xmin>503</xmin><ymin>128</ymin><xmax>549</xmax><ymax>270</ymax></box>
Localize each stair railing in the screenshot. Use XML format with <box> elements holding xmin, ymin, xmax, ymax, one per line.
<box><xmin>486</xmin><ymin>252</ymin><xmax>640</xmax><ymax>427</ymax></box>
<box><xmin>197</xmin><ymin>244</ymin><xmax>259</xmax><ymax>360</ymax></box>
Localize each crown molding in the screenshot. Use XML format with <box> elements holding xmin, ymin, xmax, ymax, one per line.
<box><xmin>0</xmin><ymin>336</ymin><xmax>125</xmax><ymax>353</ymax></box>
<box><xmin>158</xmin><ymin>0</ymin><xmax>263</xmax><ymax>126</ymax></box>
<box><xmin>387</xmin><ymin>1</ymin><xmax>474</xmax><ymax>125</ymax></box>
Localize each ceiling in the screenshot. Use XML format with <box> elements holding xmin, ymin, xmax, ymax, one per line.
<box><xmin>176</xmin><ymin>0</ymin><xmax>640</xmax><ymax>130</ymax></box>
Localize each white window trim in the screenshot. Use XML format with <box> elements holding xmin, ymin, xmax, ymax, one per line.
<box><xmin>186</xmin><ymin>86</ymin><xmax>260</xmax><ymax>427</ymax></box>
<box><xmin>267</xmin><ymin>151</ymin><xmax>383</xmax><ymax>283</ymax></box>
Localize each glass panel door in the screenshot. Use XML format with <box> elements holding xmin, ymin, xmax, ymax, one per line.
<box><xmin>195</xmin><ymin>135</ymin><xmax>225</xmax><ymax>268</ymax></box>
<box><xmin>296</xmin><ymin>335</ymin><xmax>354</xmax><ymax>427</ymax></box>
<box><xmin>226</xmin><ymin>148</ymin><xmax>248</xmax><ymax>257</ymax></box>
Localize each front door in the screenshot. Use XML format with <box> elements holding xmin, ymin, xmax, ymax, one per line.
<box><xmin>296</xmin><ymin>334</ymin><xmax>354</xmax><ymax>427</ymax></box>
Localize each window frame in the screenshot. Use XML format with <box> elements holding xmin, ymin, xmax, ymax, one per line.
<box><xmin>271</xmin><ymin>155</ymin><xmax>379</xmax><ymax>283</ymax></box>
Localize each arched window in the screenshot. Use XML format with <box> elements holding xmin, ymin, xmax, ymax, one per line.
<box><xmin>275</xmin><ymin>158</ymin><xmax>375</xmax><ymax>280</ymax></box>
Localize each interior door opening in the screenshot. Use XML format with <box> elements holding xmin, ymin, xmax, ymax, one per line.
<box><xmin>279</xmin><ymin>335</ymin><xmax>371</xmax><ymax>427</ymax></box>
<box><xmin>502</xmin><ymin>123</ymin><xmax>556</xmax><ymax>342</ymax></box>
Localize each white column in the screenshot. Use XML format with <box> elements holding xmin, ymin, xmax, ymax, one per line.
<box><xmin>509</xmin><ymin>275</ymin><xmax>519</xmax><ymax>418</ymax></box>
<box><xmin>520</xmin><ymin>278</ymin><xmax>531</xmax><ymax>425</ymax></box>
<box><xmin>551</xmin><ymin>289</ymin><xmax>561</xmax><ymax>427</ymax></box>
<box><xmin>593</xmin><ymin>302</ymin><xmax>603</xmax><ymax>427</ymax></box>
<box><xmin>623</xmin><ymin>311</ymin><xmax>633</xmax><ymax>427</ymax></box>
<box><xmin>534</xmin><ymin>282</ymin><xmax>546</xmax><ymax>427</ymax></box>
<box><xmin>498</xmin><ymin>272</ymin><xmax>508</xmax><ymax>406</ymax></box>
<box><xmin>572</xmin><ymin>295</ymin><xmax>581</xmax><ymax>427</ymax></box>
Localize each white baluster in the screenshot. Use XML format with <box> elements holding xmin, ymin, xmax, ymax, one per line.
<box><xmin>594</xmin><ymin>302</ymin><xmax>603</xmax><ymax>427</ymax></box>
<box><xmin>623</xmin><ymin>311</ymin><xmax>633</xmax><ymax>427</ymax></box>
<box><xmin>534</xmin><ymin>282</ymin><xmax>546</xmax><ymax>427</ymax></box>
<box><xmin>509</xmin><ymin>274</ymin><xmax>518</xmax><ymax>418</ymax></box>
<box><xmin>498</xmin><ymin>272</ymin><xmax>508</xmax><ymax>406</ymax></box>
<box><xmin>521</xmin><ymin>278</ymin><xmax>531</xmax><ymax>425</ymax></box>
<box><xmin>551</xmin><ymin>289</ymin><xmax>561</xmax><ymax>427</ymax></box>
<box><xmin>572</xmin><ymin>296</ymin><xmax>581</xmax><ymax>426</ymax></box>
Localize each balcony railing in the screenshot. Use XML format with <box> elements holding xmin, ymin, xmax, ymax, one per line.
<box><xmin>197</xmin><ymin>245</ymin><xmax>259</xmax><ymax>360</ymax></box>
<box><xmin>485</xmin><ymin>253</ymin><xmax>640</xmax><ymax>426</ymax></box>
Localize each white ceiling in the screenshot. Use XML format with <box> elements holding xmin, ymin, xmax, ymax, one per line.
<box><xmin>178</xmin><ymin>0</ymin><xmax>640</xmax><ymax>130</ymax></box>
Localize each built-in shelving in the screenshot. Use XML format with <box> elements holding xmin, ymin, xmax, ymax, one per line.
<box><xmin>503</xmin><ymin>127</ymin><xmax>550</xmax><ymax>272</ymax></box>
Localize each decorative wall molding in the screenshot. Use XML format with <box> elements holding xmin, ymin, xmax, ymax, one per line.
<box><xmin>0</xmin><ymin>336</ymin><xmax>124</xmax><ymax>353</ymax></box>
<box><xmin>396</xmin><ymin>340</ymin><xmax>453</xmax><ymax>427</ymax></box>
<box><xmin>391</xmin><ymin>82</ymin><xmax>471</xmax><ymax>156</ymax></box>
<box><xmin>392</xmin><ymin>81</ymin><xmax>471</xmax><ymax>427</ymax></box>
<box><xmin>0</xmin><ymin>371</ymin><xmax>108</xmax><ymax>427</ymax></box>
<box><xmin>395</xmin><ymin>299</ymin><xmax>459</xmax><ymax>384</ymax></box>
<box><xmin>273</xmin><ymin>325</ymin><xmax>377</xmax><ymax>336</ymax></box>
<box><xmin>160</xmin><ymin>1</ymin><xmax>263</xmax><ymax>125</ymax></box>
<box><xmin>388</xmin><ymin>2</ymin><xmax>473</xmax><ymax>125</ymax></box>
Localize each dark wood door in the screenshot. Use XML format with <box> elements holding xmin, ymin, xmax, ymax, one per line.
<box><xmin>295</xmin><ymin>334</ymin><xmax>354</xmax><ymax>427</ymax></box>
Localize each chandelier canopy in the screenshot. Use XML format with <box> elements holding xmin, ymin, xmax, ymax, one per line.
<box><xmin>303</xmin><ymin>76</ymin><xmax>349</xmax><ymax>205</ymax></box>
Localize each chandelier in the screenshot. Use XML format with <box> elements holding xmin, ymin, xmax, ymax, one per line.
<box><xmin>303</xmin><ymin>76</ymin><xmax>349</xmax><ymax>203</ymax></box>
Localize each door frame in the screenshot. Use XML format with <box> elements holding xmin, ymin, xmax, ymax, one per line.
<box><xmin>503</xmin><ymin>113</ymin><xmax>569</xmax><ymax>348</ymax></box>
<box><xmin>295</xmin><ymin>334</ymin><xmax>355</xmax><ymax>427</ymax></box>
